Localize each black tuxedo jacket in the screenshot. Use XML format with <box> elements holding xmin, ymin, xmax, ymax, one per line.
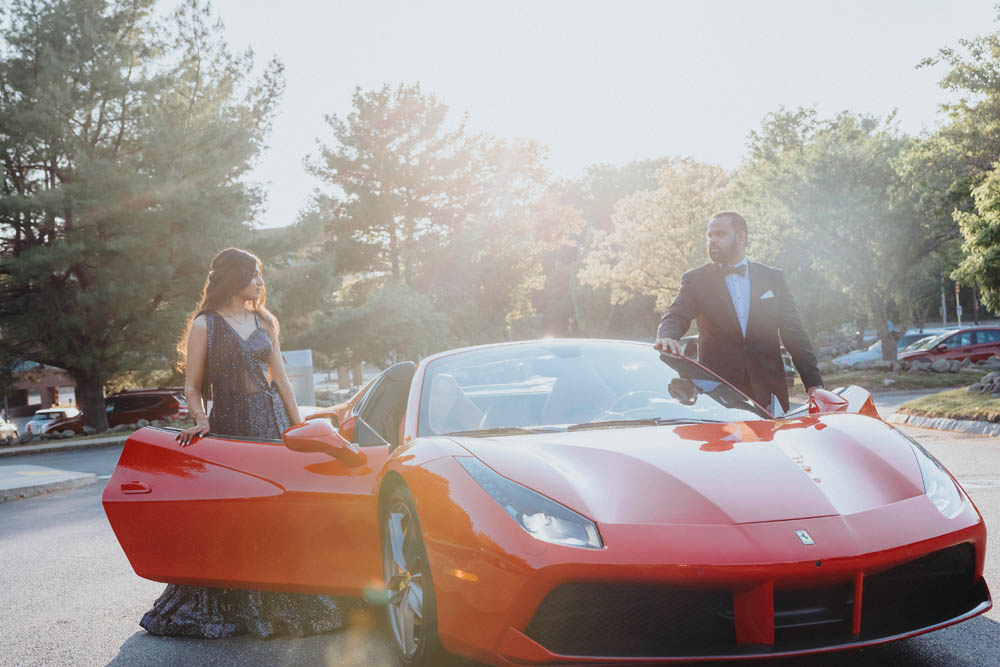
<box><xmin>656</xmin><ymin>261</ymin><xmax>822</xmax><ymax>411</ymax></box>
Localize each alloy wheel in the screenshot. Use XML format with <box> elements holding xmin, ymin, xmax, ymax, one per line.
<box><xmin>384</xmin><ymin>497</ymin><xmax>426</xmax><ymax>659</ymax></box>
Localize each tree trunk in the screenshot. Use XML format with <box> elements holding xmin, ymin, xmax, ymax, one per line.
<box><xmin>71</xmin><ymin>370</ymin><xmax>108</xmax><ymax>432</ymax></box>
<box><xmin>870</xmin><ymin>296</ymin><xmax>898</xmax><ymax>362</ymax></box>
<box><xmin>389</xmin><ymin>222</ymin><xmax>400</xmax><ymax>280</ymax></box>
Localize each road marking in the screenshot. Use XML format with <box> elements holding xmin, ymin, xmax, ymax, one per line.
<box><xmin>97</xmin><ymin>474</ymin><xmax>111</xmax><ymax>480</ymax></box>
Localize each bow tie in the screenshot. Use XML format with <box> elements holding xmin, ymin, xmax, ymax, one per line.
<box><xmin>721</xmin><ymin>263</ymin><xmax>746</xmax><ymax>277</ymax></box>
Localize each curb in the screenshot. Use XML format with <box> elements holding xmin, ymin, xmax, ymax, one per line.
<box><xmin>0</xmin><ymin>434</ymin><xmax>129</xmax><ymax>458</ymax></box>
<box><xmin>887</xmin><ymin>412</ymin><xmax>1000</xmax><ymax>437</ymax></box>
<box><xmin>0</xmin><ymin>465</ymin><xmax>99</xmax><ymax>502</ymax></box>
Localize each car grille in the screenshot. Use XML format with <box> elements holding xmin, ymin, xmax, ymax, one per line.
<box><xmin>523</xmin><ymin>582</ymin><xmax>735</xmax><ymax>657</ymax></box>
<box><xmin>861</xmin><ymin>542</ymin><xmax>981</xmax><ymax>638</ymax></box>
<box><xmin>523</xmin><ymin>544</ymin><xmax>986</xmax><ymax>658</ymax></box>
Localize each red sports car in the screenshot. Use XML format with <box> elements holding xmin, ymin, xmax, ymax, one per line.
<box><xmin>103</xmin><ymin>339</ymin><xmax>990</xmax><ymax>665</ymax></box>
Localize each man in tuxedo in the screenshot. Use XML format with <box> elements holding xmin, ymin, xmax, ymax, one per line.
<box><xmin>654</xmin><ymin>211</ymin><xmax>823</xmax><ymax>411</ymax></box>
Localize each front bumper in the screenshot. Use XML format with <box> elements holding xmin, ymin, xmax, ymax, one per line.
<box><xmin>418</xmin><ymin>459</ymin><xmax>990</xmax><ymax>666</ymax></box>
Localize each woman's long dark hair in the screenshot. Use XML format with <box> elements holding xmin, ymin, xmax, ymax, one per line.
<box><xmin>176</xmin><ymin>248</ymin><xmax>279</xmax><ymax>375</ymax></box>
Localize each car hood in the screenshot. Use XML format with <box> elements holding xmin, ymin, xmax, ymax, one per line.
<box><xmin>450</xmin><ymin>414</ymin><xmax>925</xmax><ymax>526</ymax></box>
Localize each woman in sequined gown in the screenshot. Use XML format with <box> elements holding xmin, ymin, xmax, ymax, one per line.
<box><xmin>139</xmin><ymin>248</ymin><xmax>354</xmax><ymax>638</ymax></box>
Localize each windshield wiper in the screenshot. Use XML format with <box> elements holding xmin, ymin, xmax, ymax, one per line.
<box><xmin>446</xmin><ymin>426</ymin><xmax>564</xmax><ymax>437</ymax></box>
<box><xmin>567</xmin><ymin>417</ymin><xmax>725</xmax><ymax>431</ymax></box>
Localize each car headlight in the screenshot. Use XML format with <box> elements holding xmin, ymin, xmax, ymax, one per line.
<box><xmin>458</xmin><ymin>457</ymin><xmax>603</xmax><ymax>549</ymax></box>
<box><xmin>899</xmin><ymin>431</ymin><xmax>964</xmax><ymax>519</ymax></box>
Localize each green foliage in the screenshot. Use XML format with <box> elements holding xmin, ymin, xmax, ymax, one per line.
<box><xmin>305</xmin><ymin>281</ymin><xmax>451</xmax><ymax>369</ymax></box>
<box><xmin>953</xmin><ymin>164</ymin><xmax>1000</xmax><ymax>310</ymax></box>
<box><xmin>309</xmin><ymin>83</ymin><xmax>472</xmax><ymax>284</ymax></box>
<box><xmin>418</xmin><ymin>142</ymin><xmax>581</xmax><ymax>344</ymax></box>
<box><xmin>305</xmin><ymin>85</ymin><xmax>572</xmax><ymax>359</ymax></box>
<box><xmin>248</xmin><ymin>209</ymin><xmax>341</xmax><ymax>351</ymax></box>
<box><xmin>558</xmin><ymin>159</ymin><xmax>672</xmax><ymax>338</ymax></box>
<box><xmin>579</xmin><ymin>159</ymin><xmax>729</xmax><ymax>313</ymax></box>
<box><xmin>0</xmin><ymin>0</ymin><xmax>282</xmax><ymax>428</ymax></box>
<box><xmin>733</xmin><ymin>109</ymin><xmax>955</xmax><ymax>358</ymax></box>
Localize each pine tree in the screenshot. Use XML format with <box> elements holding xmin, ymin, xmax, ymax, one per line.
<box><xmin>0</xmin><ymin>0</ymin><xmax>283</xmax><ymax>430</ymax></box>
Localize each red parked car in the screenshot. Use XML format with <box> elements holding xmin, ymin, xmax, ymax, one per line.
<box><xmin>43</xmin><ymin>388</ymin><xmax>188</xmax><ymax>434</ymax></box>
<box><xmin>899</xmin><ymin>327</ymin><xmax>1000</xmax><ymax>363</ymax></box>
<box><xmin>104</xmin><ymin>340</ymin><xmax>989</xmax><ymax>665</ymax></box>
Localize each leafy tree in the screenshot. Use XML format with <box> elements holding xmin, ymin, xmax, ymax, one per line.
<box><xmin>248</xmin><ymin>208</ymin><xmax>341</xmax><ymax>351</ymax></box>
<box><xmin>305</xmin><ymin>280</ymin><xmax>450</xmax><ymax>369</ymax></box>
<box><xmin>908</xmin><ymin>16</ymin><xmax>1000</xmax><ymax>312</ymax></box>
<box><xmin>0</xmin><ymin>0</ymin><xmax>282</xmax><ymax>429</ymax></box>
<box><xmin>417</xmin><ymin>139</ymin><xmax>579</xmax><ymax>344</ymax></box>
<box><xmin>735</xmin><ymin>110</ymin><xmax>951</xmax><ymax>360</ymax></box>
<box><xmin>309</xmin><ymin>87</ymin><xmax>571</xmax><ymax>353</ymax></box>
<box><xmin>953</xmin><ymin>165</ymin><xmax>1000</xmax><ymax>310</ymax></box>
<box><xmin>578</xmin><ymin>159</ymin><xmax>729</xmax><ymax>313</ymax></box>
<box><xmin>549</xmin><ymin>158</ymin><xmax>669</xmax><ymax>339</ymax></box>
<box><xmin>904</xmin><ymin>18</ymin><xmax>1000</xmax><ymax>221</ymax></box>
<box><xmin>308</xmin><ymin>84</ymin><xmax>471</xmax><ymax>285</ymax></box>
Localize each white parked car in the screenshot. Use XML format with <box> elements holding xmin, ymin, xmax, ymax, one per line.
<box><xmin>0</xmin><ymin>416</ymin><xmax>18</xmax><ymax>444</ymax></box>
<box><xmin>25</xmin><ymin>407</ymin><xmax>81</xmax><ymax>435</ymax></box>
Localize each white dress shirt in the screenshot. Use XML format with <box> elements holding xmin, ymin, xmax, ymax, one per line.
<box><xmin>722</xmin><ymin>256</ymin><xmax>750</xmax><ymax>337</ymax></box>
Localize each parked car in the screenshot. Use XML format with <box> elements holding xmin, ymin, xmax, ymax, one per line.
<box><xmin>0</xmin><ymin>415</ymin><xmax>18</xmax><ymax>444</ymax></box>
<box><xmin>104</xmin><ymin>339</ymin><xmax>990</xmax><ymax>665</ymax></box>
<box><xmin>25</xmin><ymin>407</ymin><xmax>82</xmax><ymax>435</ymax></box>
<box><xmin>104</xmin><ymin>387</ymin><xmax>188</xmax><ymax>427</ymax></box>
<box><xmin>832</xmin><ymin>329</ymin><xmax>944</xmax><ymax>367</ymax></box>
<box><xmin>899</xmin><ymin>327</ymin><xmax>1000</xmax><ymax>364</ymax></box>
<box><xmin>29</xmin><ymin>388</ymin><xmax>188</xmax><ymax>435</ymax></box>
<box><xmin>681</xmin><ymin>334</ymin><xmax>797</xmax><ymax>385</ymax></box>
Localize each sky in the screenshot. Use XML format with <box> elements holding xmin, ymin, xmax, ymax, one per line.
<box><xmin>201</xmin><ymin>0</ymin><xmax>997</xmax><ymax>229</ymax></box>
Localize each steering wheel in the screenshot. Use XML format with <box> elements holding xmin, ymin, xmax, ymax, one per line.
<box><xmin>608</xmin><ymin>390</ymin><xmax>670</xmax><ymax>414</ymax></box>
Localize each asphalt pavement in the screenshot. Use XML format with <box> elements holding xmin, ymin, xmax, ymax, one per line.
<box><xmin>1</xmin><ymin>393</ymin><xmax>999</xmax><ymax>666</ymax></box>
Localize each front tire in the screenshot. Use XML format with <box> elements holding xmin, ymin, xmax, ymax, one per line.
<box><xmin>382</xmin><ymin>485</ymin><xmax>445</xmax><ymax>665</ymax></box>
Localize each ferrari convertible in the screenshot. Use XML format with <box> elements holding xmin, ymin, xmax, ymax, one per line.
<box><xmin>103</xmin><ymin>339</ymin><xmax>991</xmax><ymax>665</ymax></box>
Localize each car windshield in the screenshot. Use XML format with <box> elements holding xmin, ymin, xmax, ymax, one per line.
<box><xmin>31</xmin><ymin>412</ymin><xmax>61</xmax><ymax>421</ymax></box>
<box><xmin>419</xmin><ymin>341</ymin><xmax>769</xmax><ymax>437</ymax></box>
<box><xmin>902</xmin><ymin>334</ymin><xmax>936</xmax><ymax>351</ymax></box>
<box><xmin>907</xmin><ymin>331</ymin><xmax>951</xmax><ymax>351</ymax></box>
<box><xmin>865</xmin><ymin>340</ymin><xmax>882</xmax><ymax>352</ymax></box>
<box><xmin>897</xmin><ymin>333</ymin><xmax>928</xmax><ymax>348</ymax></box>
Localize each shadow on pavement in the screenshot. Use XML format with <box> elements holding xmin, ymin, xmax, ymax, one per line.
<box><xmin>106</xmin><ymin>625</ymin><xmax>402</xmax><ymax>667</ymax></box>
<box><xmin>105</xmin><ymin>607</ymin><xmax>484</xmax><ymax>667</ymax></box>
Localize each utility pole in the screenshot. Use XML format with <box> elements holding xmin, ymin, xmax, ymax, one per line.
<box><xmin>940</xmin><ymin>273</ymin><xmax>948</xmax><ymax>326</ymax></box>
<box><xmin>955</xmin><ymin>282</ymin><xmax>962</xmax><ymax>326</ymax></box>
<box><xmin>973</xmin><ymin>286</ymin><xmax>980</xmax><ymax>325</ymax></box>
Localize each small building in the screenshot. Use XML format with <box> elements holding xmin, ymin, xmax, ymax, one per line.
<box><xmin>4</xmin><ymin>361</ymin><xmax>75</xmax><ymax>418</ymax></box>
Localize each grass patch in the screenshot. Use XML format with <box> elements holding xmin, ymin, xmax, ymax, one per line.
<box><xmin>792</xmin><ymin>369</ymin><xmax>986</xmax><ymax>393</ymax></box>
<box><xmin>899</xmin><ymin>388</ymin><xmax>1000</xmax><ymax>423</ymax></box>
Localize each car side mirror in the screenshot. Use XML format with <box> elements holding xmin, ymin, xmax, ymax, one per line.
<box><xmin>304</xmin><ymin>410</ymin><xmax>339</xmax><ymax>428</ymax></box>
<box><xmin>808</xmin><ymin>388</ymin><xmax>849</xmax><ymax>415</ymax></box>
<box><xmin>283</xmin><ymin>419</ymin><xmax>367</xmax><ymax>467</ymax></box>
<box><xmin>935</xmin><ymin>343</ymin><xmax>948</xmax><ymax>352</ymax></box>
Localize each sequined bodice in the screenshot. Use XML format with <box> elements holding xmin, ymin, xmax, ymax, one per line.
<box><xmin>208</xmin><ymin>312</ymin><xmax>273</xmax><ymax>396</ymax></box>
<box><xmin>205</xmin><ymin>311</ymin><xmax>290</xmax><ymax>439</ymax></box>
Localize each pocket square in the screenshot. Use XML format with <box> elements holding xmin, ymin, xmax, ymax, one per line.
<box><xmin>760</xmin><ymin>290</ymin><xmax>775</xmax><ymax>300</ymax></box>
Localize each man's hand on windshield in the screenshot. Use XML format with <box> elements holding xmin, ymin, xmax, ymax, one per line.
<box><xmin>654</xmin><ymin>337</ymin><xmax>683</xmax><ymax>355</ymax></box>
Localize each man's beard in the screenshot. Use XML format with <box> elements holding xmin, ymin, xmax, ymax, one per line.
<box><xmin>709</xmin><ymin>244</ymin><xmax>735</xmax><ymax>264</ymax></box>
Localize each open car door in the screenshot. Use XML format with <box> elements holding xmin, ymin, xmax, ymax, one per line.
<box><xmin>102</xmin><ymin>362</ymin><xmax>416</xmax><ymax>596</ymax></box>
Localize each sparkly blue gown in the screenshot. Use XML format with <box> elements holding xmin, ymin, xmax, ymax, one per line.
<box><xmin>140</xmin><ymin>311</ymin><xmax>356</xmax><ymax>638</ymax></box>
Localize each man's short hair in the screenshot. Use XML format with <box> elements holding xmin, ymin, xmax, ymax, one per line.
<box><xmin>710</xmin><ymin>211</ymin><xmax>748</xmax><ymax>239</ymax></box>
